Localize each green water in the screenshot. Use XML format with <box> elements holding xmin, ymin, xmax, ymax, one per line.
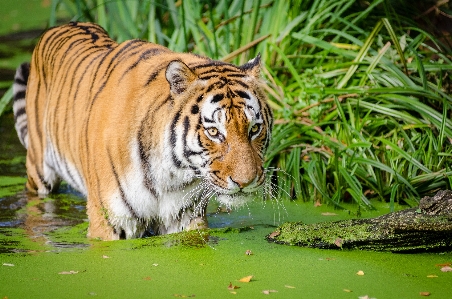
<box><xmin>1</xmin><ymin>5</ymin><xmax>451</xmax><ymax>298</ymax></box>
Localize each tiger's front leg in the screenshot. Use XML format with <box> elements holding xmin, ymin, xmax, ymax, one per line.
<box><xmin>86</xmin><ymin>193</ymin><xmax>121</xmax><ymax>240</ymax></box>
<box><xmin>156</xmin><ymin>201</ymin><xmax>208</xmax><ymax>235</ymax></box>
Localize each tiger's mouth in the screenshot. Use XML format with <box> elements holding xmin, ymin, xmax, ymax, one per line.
<box><xmin>207</xmin><ymin>175</ymin><xmax>264</xmax><ymax>196</ymax></box>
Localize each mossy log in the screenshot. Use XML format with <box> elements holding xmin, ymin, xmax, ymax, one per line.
<box><xmin>266</xmin><ymin>190</ymin><xmax>452</xmax><ymax>252</ymax></box>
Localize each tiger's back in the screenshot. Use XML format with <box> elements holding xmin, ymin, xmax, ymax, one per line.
<box><xmin>13</xmin><ymin>22</ymin><xmax>273</xmax><ymax>240</ymax></box>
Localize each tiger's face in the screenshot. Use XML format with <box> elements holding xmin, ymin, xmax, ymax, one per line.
<box><xmin>166</xmin><ymin>56</ymin><xmax>272</xmax><ymax>205</ymax></box>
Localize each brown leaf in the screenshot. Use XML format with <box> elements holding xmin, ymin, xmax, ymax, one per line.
<box><xmin>440</xmin><ymin>266</ymin><xmax>452</xmax><ymax>272</ymax></box>
<box><xmin>143</xmin><ymin>276</ymin><xmax>151</xmax><ymax>281</ymax></box>
<box><xmin>321</xmin><ymin>212</ymin><xmax>338</xmax><ymax>216</ymax></box>
<box><xmin>334</xmin><ymin>238</ymin><xmax>343</xmax><ymax>247</ymax></box>
<box><xmin>238</xmin><ymin>275</ymin><xmax>253</xmax><ymax>283</ymax></box>
<box><xmin>268</xmin><ymin>231</ymin><xmax>280</xmax><ymax>238</ymax></box>
<box><xmin>227</xmin><ymin>282</ymin><xmax>240</xmax><ymax>290</ymax></box>
<box><xmin>245</xmin><ymin>250</ymin><xmax>253</xmax><ymax>255</ymax></box>
<box><xmin>420</xmin><ymin>292</ymin><xmax>431</xmax><ymax>296</ymax></box>
<box><xmin>435</xmin><ymin>263</ymin><xmax>451</xmax><ymax>267</ymax></box>
<box><xmin>314</xmin><ymin>201</ymin><xmax>322</xmax><ymax>207</ymax></box>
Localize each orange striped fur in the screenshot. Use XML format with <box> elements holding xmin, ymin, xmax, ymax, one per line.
<box><xmin>13</xmin><ymin>22</ymin><xmax>273</xmax><ymax>240</ymax></box>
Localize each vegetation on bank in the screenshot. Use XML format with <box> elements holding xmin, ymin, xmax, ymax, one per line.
<box><xmin>1</xmin><ymin>0</ymin><xmax>452</xmax><ymax>212</ymax></box>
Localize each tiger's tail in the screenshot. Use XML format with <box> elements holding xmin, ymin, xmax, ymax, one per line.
<box><xmin>13</xmin><ymin>62</ymin><xmax>30</xmax><ymax>149</ymax></box>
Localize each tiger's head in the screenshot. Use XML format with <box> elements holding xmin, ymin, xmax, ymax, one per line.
<box><xmin>165</xmin><ymin>55</ymin><xmax>273</xmax><ymax>207</ymax></box>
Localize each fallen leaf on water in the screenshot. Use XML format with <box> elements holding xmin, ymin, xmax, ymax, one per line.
<box><xmin>440</xmin><ymin>266</ymin><xmax>452</xmax><ymax>272</ymax></box>
<box><xmin>228</xmin><ymin>282</ymin><xmax>240</xmax><ymax>290</ymax></box>
<box><xmin>358</xmin><ymin>296</ymin><xmax>376</xmax><ymax>299</ymax></box>
<box><xmin>238</xmin><ymin>275</ymin><xmax>253</xmax><ymax>283</ymax></box>
<box><xmin>343</xmin><ymin>289</ymin><xmax>352</xmax><ymax>292</ymax></box>
<box><xmin>420</xmin><ymin>292</ymin><xmax>431</xmax><ymax>296</ymax></box>
<box><xmin>284</xmin><ymin>285</ymin><xmax>295</xmax><ymax>289</ymax></box>
<box><xmin>102</xmin><ymin>255</ymin><xmax>110</xmax><ymax>259</ymax></box>
<box><xmin>325</xmin><ymin>257</ymin><xmax>336</xmax><ymax>261</ymax></box>
<box><xmin>152</xmin><ymin>263</ymin><xmax>159</xmax><ymax>267</ymax></box>
<box><xmin>435</xmin><ymin>263</ymin><xmax>451</xmax><ymax>267</ymax></box>
<box><xmin>2</xmin><ymin>263</ymin><xmax>14</xmax><ymax>267</ymax></box>
<box><xmin>356</xmin><ymin>270</ymin><xmax>365</xmax><ymax>276</ymax></box>
<box><xmin>321</xmin><ymin>212</ymin><xmax>338</xmax><ymax>216</ymax></box>
<box><xmin>143</xmin><ymin>276</ymin><xmax>151</xmax><ymax>281</ymax></box>
<box><xmin>58</xmin><ymin>270</ymin><xmax>79</xmax><ymax>275</ymax></box>
<box><xmin>262</xmin><ymin>290</ymin><xmax>278</xmax><ymax>295</ymax></box>
<box><xmin>229</xmin><ymin>291</ymin><xmax>237</xmax><ymax>295</ymax></box>
<box><xmin>245</xmin><ymin>250</ymin><xmax>253</xmax><ymax>255</ymax></box>
<box><xmin>426</xmin><ymin>275</ymin><xmax>438</xmax><ymax>278</ymax></box>
<box><xmin>268</xmin><ymin>231</ymin><xmax>280</xmax><ymax>238</ymax></box>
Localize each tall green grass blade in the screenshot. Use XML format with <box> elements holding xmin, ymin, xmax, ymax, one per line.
<box><xmin>0</xmin><ymin>85</ymin><xmax>13</xmax><ymax>118</ymax></box>
<box><xmin>337</xmin><ymin>20</ymin><xmax>383</xmax><ymax>88</ymax></box>
<box><xmin>381</xmin><ymin>18</ymin><xmax>407</xmax><ymax>73</ymax></box>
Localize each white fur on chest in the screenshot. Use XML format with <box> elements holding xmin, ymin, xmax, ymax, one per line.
<box><xmin>107</xmin><ymin>138</ymin><xmax>202</xmax><ymax>238</ymax></box>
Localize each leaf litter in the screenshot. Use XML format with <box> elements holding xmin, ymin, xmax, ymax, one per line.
<box><xmin>238</xmin><ymin>275</ymin><xmax>253</xmax><ymax>283</ymax></box>
<box><xmin>58</xmin><ymin>270</ymin><xmax>78</xmax><ymax>275</ymax></box>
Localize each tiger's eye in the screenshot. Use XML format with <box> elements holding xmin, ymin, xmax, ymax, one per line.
<box><xmin>208</xmin><ymin>127</ymin><xmax>218</xmax><ymax>136</ymax></box>
<box><xmin>251</xmin><ymin>124</ymin><xmax>259</xmax><ymax>133</ymax></box>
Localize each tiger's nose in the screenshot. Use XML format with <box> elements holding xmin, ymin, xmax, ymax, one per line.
<box><xmin>230</xmin><ymin>175</ymin><xmax>256</xmax><ymax>189</ymax></box>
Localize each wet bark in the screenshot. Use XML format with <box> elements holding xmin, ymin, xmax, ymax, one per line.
<box><xmin>266</xmin><ymin>190</ymin><xmax>452</xmax><ymax>252</ymax></box>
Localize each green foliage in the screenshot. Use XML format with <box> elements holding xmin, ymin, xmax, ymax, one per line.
<box><xmin>3</xmin><ymin>0</ymin><xmax>451</xmax><ymax>210</ymax></box>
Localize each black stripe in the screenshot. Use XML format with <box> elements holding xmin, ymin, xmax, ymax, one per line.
<box><xmin>211</xmin><ymin>94</ymin><xmax>224</xmax><ymax>103</ymax></box>
<box><xmin>14</xmin><ymin>91</ymin><xmax>26</xmax><ymax>102</ymax></box>
<box><xmin>190</xmin><ymin>61</ymin><xmax>229</xmax><ymax>70</ymax></box>
<box><xmin>206</xmin><ymin>81</ymin><xmax>226</xmax><ymax>93</ymax></box>
<box><xmin>13</xmin><ymin>107</ymin><xmax>25</xmax><ymax>121</ymax></box>
<box><xmin>182</xmin><ymin>116</ymin><xmax>203</xmax><ymax>159</ymax></box>
<box><xmin>89</xmin><ymin>40</ymin><xmax>146</xmax><ymax>105</ymax></box>
<box><xmin>121</xmin><ymin>48</ymin><xmax>167</xmax><ymax>82</ymax></box>
<box><xmin>170</xmin><ymin>112</ymin><xmax>183</xmax><ymax>168</ymax></box>
<box><xmin>236</xmin><ymin>90</ymin><xmax>250</xmax><ymax>99</ymax></box>
<box><xmin>145</xmin><ymin>66</ymin><xmax>165</xmax><ymax>86</ymax></box>
<box><xmin>226</xmin><ymin>73</ymin><xmax>246</xmax><ymax>78</ymax></box>
<box><xmin>137</xmin><ymin>113</ymin><xmax>158</xmax><ymax>199</ymax></box>
<box><xmin>37</xmin><ymin>172</ymin><xmax>51</xmax><ymax>193</ymax></box>
<box><xmin>19</xmin><ymin>125</ymin><xmax>27</xmax><ymax>142</ymax></box>
<box><xmin>107</xmin><ymin>148</ymin><xmax>139</xmax><ymax>219</ymax></box>
<box><xmin>230</xmin><ymin>80</ymin><xmax>249</xmax><ymax>89</ymax></box>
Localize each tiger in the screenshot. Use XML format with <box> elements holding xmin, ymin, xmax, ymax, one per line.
<box><xmin>12</xmin><ymin>22</ymin><xmax>273</xmax><ymax>240</ymax></box>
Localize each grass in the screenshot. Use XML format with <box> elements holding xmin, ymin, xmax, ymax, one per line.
<box><xmin>2</xmin><ymin>0</ymin><xmax>452</xmax><ymax>212</ymax></box>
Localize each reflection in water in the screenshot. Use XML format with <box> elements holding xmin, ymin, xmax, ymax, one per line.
<box><xmin>0</xmin><ymin>185</ymin><xmax>88</xmax><ymax>252</ymax></box>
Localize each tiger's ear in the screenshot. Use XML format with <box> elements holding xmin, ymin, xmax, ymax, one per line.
<box><xmin>166</xmin><ymin>60</ymin><xmax>197</xmax><ymax>95</ymax></box>
<box><xmin>239</xmin><ymin>53</ymin><xmax>261</xmax><ymax>78</ymax></box>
